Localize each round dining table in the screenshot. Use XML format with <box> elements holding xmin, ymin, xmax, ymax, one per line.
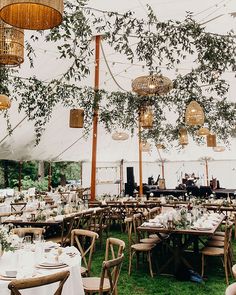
<box><xmin>0</xmin><ymin>243</ymin><xmax>85</xmax><ymax>295</ymax></box>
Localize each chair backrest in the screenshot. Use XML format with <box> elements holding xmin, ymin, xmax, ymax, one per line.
<box><xmin>11</xmin><ymin>227</ymin><xmax>45</xmax><ymax>238</ymax></box>
<box><xmin>105</xmin><ymin>237</ymin><xmax>125</xmax><ymax>261</ymax></box>
<box><xmin>71</xmin><ymin>229</ymin><xmax>98</xmax><ymax>275</ymax></box>
<box><xmin>60</xmin><ymin>215</ymin><xmax>75</xmax><ymax>246</ymax></box>
<box><xmin>132</xmin><ymin>213</ymin><xmax>144</xmax><ymax>243</ymax></box>
<box><xmin>10</xmin><ymin>203</ymin><xmax>27</xmax><ymax>212</ymax></box>
<box><xmin>8</xmin><ymin>270</ymin><xmax>70</xmax><ymax>295</ymax></box>
<box><xmin>224</xmin><ymin>222</ymin><xmax>233</xmax><ymax>255</ymax></box>
<box><xmin>148</xmin><ymin>207</ymin><xmax>161</xmax><ymax>219</ymax></box>
<box><xmin>99</xmin><ymin>254</ymin><xmax>124</xmax><ymax>295</ymax></box>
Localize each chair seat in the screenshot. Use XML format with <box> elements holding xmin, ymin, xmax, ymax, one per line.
<box><xmin>80</xmin><ymin>266</ymin><xmax>87</xmax><ymax>275</ymax></box>
<box><xmin>131</xmin><ymin>243</ymin><xmax>155</xmax><ymax>251</ymax></box>
<box><xmin>149</xmin><ymin>233</ymin><xmax>169</xmax><ymax>240</ymax></box>
<box><xmin>82</xmin><ymin>277</ymin><xmax>110</xmax><ymax>292</ymax></box>
<box><xmin>207</xmin><ymin>240</ymin><xmax>224</xmax><ymax>247</ymax></box>
<box><xmin>211</xmin><ymin>235</ymin><xmax>224</xmax><ymax>241</ymax></box>
<box><xmin>202</xmin><ymin>246</ymin><xmax>224</xmax><ymax>256</ymax></box>
<box><xmin>215</xmin><ymin>231</ymin><xmax>225</xmax><ymax>237</ymax></box>
<box><xmin>140</xmin><ymin>237</ymin><xmax>160</xmax><ymax>244</ymax></box>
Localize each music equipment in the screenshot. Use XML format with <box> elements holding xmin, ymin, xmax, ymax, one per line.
<box><xmin>158</xmin><ymin>178</ymin><xmax>166</xmax><ymax>189</ymax></box>
<box><xmin>126</xmin><ymin>167</ymin><xmax>134</xmax><ymax>185</ymax></box>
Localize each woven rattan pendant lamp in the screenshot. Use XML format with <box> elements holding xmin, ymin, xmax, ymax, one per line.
<box><xmin>140</xmin><ymin>106</ymin><xmax>153</xmax><ymax>129</ymax></box>
<box><xmin>69</xmin><ymin>109</ymin><xmax>84</xmax><ymax>128</ymax></box>
<box><xmin>0</xmin><ymin>20</ymin><xmax>24</xmax><ymax>66</ymax></box>
<box><xmin>112</xmin><ymin>131</ymin><xmax>129</xmax><ymax>141</ymax></box>
<box><xmin>0</xmin><ymin>0</ymin><xmax>64</xmax><ymax>30</ymax></box>
<box><xmin>207</xmin><ymin>133</ymin><xmax>216</xmax><ymax>147</ymax></box>
<box><xmin>179</xmin><ymin>127</ymin><xmax>188</xmax><ymax>146</ymax></box>
<box><xmin>132</xmin><ymin>74</ymin><xmax>173</xmax><ymax>96</ymax></box>
<box><xmin>185</xmin><ymin>100</ymin><xmax>205</xmax><ymax>126</ymax></box>
<box><xmin>0</xmin><ymin>94</ymin><xmax>11</xmax><ymax>109</ymax></box>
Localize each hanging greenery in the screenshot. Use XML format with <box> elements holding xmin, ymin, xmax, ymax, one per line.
<box><xmin>0</xmin><ymin>0</ymin><xmax>235</xmax><ymax>148</ymax></box>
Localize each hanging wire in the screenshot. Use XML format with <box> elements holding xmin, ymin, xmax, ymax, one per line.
<box><xmin>53</xmin><ymin>127</ymin><xmax>93</xmax><ymax>160</ymax></box>
<box><xmin>100</xmin><ymin>42</ymin><xmax>129</xmax><ymax>92</ymax></box>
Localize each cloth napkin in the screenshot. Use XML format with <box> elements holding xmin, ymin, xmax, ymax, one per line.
<box><xmin>58</xmin><ymin>246</ymin><xmax>81</xmax><ymax>267</ymax></box>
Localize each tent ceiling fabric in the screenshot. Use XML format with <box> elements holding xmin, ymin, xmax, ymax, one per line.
<box><xmin>0</xmin><ymin>0</ymin><xmax>235</xmax><ymax>162</ymax></box>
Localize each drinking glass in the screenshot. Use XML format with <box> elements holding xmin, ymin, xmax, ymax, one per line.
<box><xmin>23</xmin><ymin>235</ymin><xmax>32</xmax><ymax>250</ymax></box>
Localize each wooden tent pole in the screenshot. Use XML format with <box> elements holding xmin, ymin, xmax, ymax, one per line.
<box><xmin>120</xmin><ymin>159</ymin><xmax>124</xmax><ymax>196</ymax></box>
<box><xmin>138</xmin><ymin>117</ymin><xmax>143</xmax><ymax>196</ymax></box>
<box><xmin>205</xmin><ymin>158</ymin><xmax>209</xmax><ymax>186</ymax></box>
<box><xmin>48</xmin><ymin>162</ymin><xmax>52</xmax><ymax>191</ymax></box>
<box><xmin>90</xmin><ymin>35</ymin><xmax>101</xmax><ymax>201</ymax></box>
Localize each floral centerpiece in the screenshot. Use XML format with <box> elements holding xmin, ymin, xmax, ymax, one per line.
<box><xmin>0</xmin><ymin>225</ymin><xmax>15</xmax><ymax>255</ymax></box>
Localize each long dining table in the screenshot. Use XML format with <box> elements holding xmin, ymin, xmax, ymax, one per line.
<box><xmin>138</xmin><ymin>213</ymin><xmax>225</xmax><ymax>274</ymax></box>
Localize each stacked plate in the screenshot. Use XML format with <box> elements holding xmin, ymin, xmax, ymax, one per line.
<box><xmin>36</xmin><ymin>262</ymin><xmax>67</xmax><ymax>269</ymax></box>
<box><xmin>0</xmin><ymin>270</ymin><xmax>17</xmax><ymax>281</ymax></box>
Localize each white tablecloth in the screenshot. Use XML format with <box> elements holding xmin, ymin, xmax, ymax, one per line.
<box><xmin>0</xmin><ymin>246</ymin><xmax>84</xmax><ymax>295</ymax></box>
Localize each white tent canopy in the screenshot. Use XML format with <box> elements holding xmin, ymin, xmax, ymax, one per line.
<box><xmin>0</xmin><ymin>0</ymin><xmax>235</xmax><ymax>191</ymax></box>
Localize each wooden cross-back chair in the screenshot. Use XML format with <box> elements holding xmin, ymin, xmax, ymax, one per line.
<box><xmin>8</xmin><ymin>270</ymin><xmax>70</xmax><ymax>295</ymax></box>
<box><xmin>71</xmin><ymin>229</ymin><xmax>99</xmax><ymax>276</ymax></box>
<box><xmin>47</xmin><ymin>215</ymin><xmax>75</xmax><ymax>247</ymax></box>
<box><xmin>82</xmin><ymin>254</ymin><xmax>124</xmax><ymax>295</ymax></box>
<box><xmin>201</xmin><ymin>222</ymin><xmax>233</xmax><ymax>285</ymax></box>
<box><xmin>89</xmin><ymin>207</ymin><xmax>109</xmax><ymax>247</ymax></box>
<box><xmin>125</xmin><ymin>214</ymin><xmax>156</xmax><ymax>277</ymax></box>
<box><xmin>105</xmin><ymin>237</ymin><xmax>125</xmax><ymax>261</ymax></box>
<box><xmin>106</xmin><ymin>201</ymin><xmax>124</xmax><ymax>232</ymax></box>
<box><xmin>10</xmin><ymin>202</ymin><xmax>27</xmax><ymax>212</ymax></box>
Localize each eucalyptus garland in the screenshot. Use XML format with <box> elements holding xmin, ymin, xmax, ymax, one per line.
<box><xmin>0</xmin><ymin>0</ymin><xmax>235</xmax><ymax>148</ymax></box>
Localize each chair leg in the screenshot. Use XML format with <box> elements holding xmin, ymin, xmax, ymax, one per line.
<box><xmin>128</xmin><ymin>250</ymin><xmax>133</xmax><ymax>275</ymax></box>
<box><xmin>147</xmin><ymin>251</ymin><xmax>154</xmax><ymax>278</ymax></box>
<box><xmin>224</xmin><ymin>255</ymin><xmax>229</xmax><ymax>285</ymax></box>
<box><xmin>201</xmin><ymin>254</ymin><xmax>205</xmax><ymax>277</ymax></box>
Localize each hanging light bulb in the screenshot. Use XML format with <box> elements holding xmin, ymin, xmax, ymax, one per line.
<box><xmin>112</xmin><ymin>131</ymin><xmax>129</xmax><ymax>141</ymax></box>
<box><xmin>185</xmin><ymin>101</ymin><xmax>205</xmax><ymax>126</ymax></box>
<box><xmin>0</xmin><ymin>0</ymin><xmax>64</xmax><ymax>30</ymax></box>
<box><xmin>207</xmin><ymin>133</ymin><xmax>216</xmax><ymax>147</ymax></box>
<box><xmin>179</xmin><ymin>127</ymin><xmax>188</xmax><ymax>146</ymax></box>
<box><xmin>140</xmin><ymin>106</ymin><xmax>153</xmax><ymax>129</ymax></box>
<box><xmin>0</xmin><ymin>94</ymin><xmax>11</xmax><ymax>109</ymax></box>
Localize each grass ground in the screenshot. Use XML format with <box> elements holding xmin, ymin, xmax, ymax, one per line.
<box><xmin>89</xmin><ymin>228</ymin><xmax>234</xmax><ymax>295</ymax></box>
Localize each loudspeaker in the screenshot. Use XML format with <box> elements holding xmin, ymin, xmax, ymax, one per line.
<box><xmin>127</xmin><ymin>167</ymin><xmax>134</xmax><ymax>184</ymax></box>
<box><xmin>125</xmin><ymin>183</ymin><xmax>134</xmax><ymax>196</ymax></box>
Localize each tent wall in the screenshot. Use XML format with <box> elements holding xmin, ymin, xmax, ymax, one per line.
<box><xmin>82</xmin><ymin>160</ymin><xmax>236</xmax><ymax>196</ymax></box>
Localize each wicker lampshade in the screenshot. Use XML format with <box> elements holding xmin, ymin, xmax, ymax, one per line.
<box><xmin>141</xmin><ymin>142</ymin><xmax>151</xmax><ymax>152</ymax></box>
<box><xmin>213</xmin><ymin>146</ymin><xmax>225</xmax><ymax>152</ymax></box>
<box><xmin>112</xmin><ymin>131</ymin><xmax>129</xmax><ymax>141</ymax></box>
<box><xmin>197</xmin><ymin>123</ymin><xmax>209</xmax><ymax>136</ymax></box>
<box><xmin>69</xmin><ymin>109</ymin><xmax>84</xmax><ymax>128</ymax></box>
<box><xmin>185</xmin><ymin>101</ymin><xmax>205</xmax><ymax>126</ymax></box>
<box><xmin>207</xmin><ymin>133</ymin><xmax>216</xmax><ymax>147</ymax></box>
<box><xmin>0</xmin><ymin>20</ymin><xmax>24</xmax><ymax>66</ymax></box>
<box><xmin>179</xmin><ymin>128</ymin><xmax>188</xmax><ymax>146</ymax></box>
<box><xmin>0</xmin><ymin>94</ymin><xmax>11</xmax><ymax>109</ymax></box>
<box><xmin>0</xmin><ymin>0</ymin><xmax>63</xmax><ymax>30</ymax></box>
<box><xmin>132</xmin><ymin>74</ymin><xmax>173</xmax><ymax>96</ymax></box>
<box><xmin>156</xmin><ymin>143</ymin><xmax>165</xmax><ymax>149</ymax></box>
<box><xmin>140</xmin><ymin>107</ymin><xmax>153</xmax><ymax>129</ymax></box>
